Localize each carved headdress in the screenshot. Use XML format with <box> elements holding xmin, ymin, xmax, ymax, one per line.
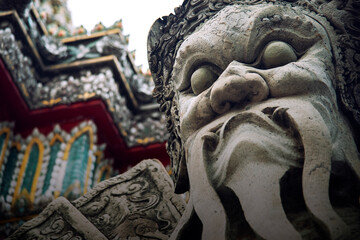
<box><xmin>147</xmin><ymin>0</ymin><xmax>360</xmax><ymax>192</ymax></box>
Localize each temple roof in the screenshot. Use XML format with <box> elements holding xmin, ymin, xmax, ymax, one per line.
<box><xmin>0</xmin><ymin>1</ymin><xmax>169</xmax><ymax>168</ymax></box>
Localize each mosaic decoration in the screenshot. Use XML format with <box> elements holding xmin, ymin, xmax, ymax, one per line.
<box><xmin>92</xmin><ymin>157</ymin><xmax>114</xmax><ymax>187</ymax></box>
<box><xmin>0</xmin><ymin>122</ymin><xmax>14</xmax><ymax>181</ymax></box>
<box><xmin>0</xmin><ymin>120</ymin><xmax>114</xmax><ymax>224</ymax></box>
<box><xmin>61</xmin><ymin>127</ymin><xmax>92</xmax><ymax>198</ymax></box>
<box><xmin>0</xmin><ymin>146</ymin><xmax>19</xmax><ymax>199</ymax></box>
<box><xmin>0</xmin><ymin>23</ymin><xmax>168</xmax><ymax>147</ymax></box>
<box><xmin>33</xmin><ymin>0</ymin><xmax>73</xmax><ymax>37</ymax></box>
<box><xmin>42</xmin><ymin>138</ymin><xmax>60</xmax><ymax>194</ymax></box>
<box><xmin>16</xmin><ymin>137</ymin><xmax>43</xmax><ymax>208</ymax></box>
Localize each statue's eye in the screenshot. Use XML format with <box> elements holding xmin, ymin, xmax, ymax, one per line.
<box><xmin>262</xmin><ymin>41</ymin><xmax>297</xmax><ymax>69</ymax></box>
<box><xmin>190</xmin><ymin>65</ymin><xmax>219</xmax><ymax>95</ymax></box>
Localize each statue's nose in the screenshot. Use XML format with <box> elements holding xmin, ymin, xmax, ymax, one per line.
<box><xmin>210</xmin><ymin>61</ymin><xmax>269</xmax><ymax>114</ymax></box>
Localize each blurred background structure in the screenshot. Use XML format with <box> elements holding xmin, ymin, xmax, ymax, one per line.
<box><xmin>0</xmin><ymin>0</ymin><xmax>174</xmax><ymax>237</ymax></box>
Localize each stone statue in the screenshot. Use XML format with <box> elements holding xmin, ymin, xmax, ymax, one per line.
<box><xmin>147</xmin><ymin>0</ymin><xmax>360</xmax><ymax>239</ymax></box>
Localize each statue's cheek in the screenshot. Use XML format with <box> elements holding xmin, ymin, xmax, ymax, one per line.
<box><xmin>258</xmin><ymin>60</ymin><xmax>330</xmax><ymax>99</ymax></box>
<box><xmin>179</xmin><ymin>90</ymin><xmax>217</xmax><ymax>140</ymax></box>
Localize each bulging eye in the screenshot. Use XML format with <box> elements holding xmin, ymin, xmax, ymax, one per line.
<box><xmin>262</xmin><ymin>41</ymin><xmax>297</xmax><ymax>69</ymax></box>
<box><xmin>190</xmin><ymin>65</ymin><xmax>219</xmax><ymax>95</ymax></box>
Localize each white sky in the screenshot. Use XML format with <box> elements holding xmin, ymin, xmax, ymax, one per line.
<box><xmin>67</xmin><ymin>0</ymin><xmax>183</xmax><ymax>72</ymax></box>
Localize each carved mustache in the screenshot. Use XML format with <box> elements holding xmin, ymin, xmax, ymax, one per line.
<box><xmin>205</xmin><ymin>109</ymin><xmax>303</xmax><ymax>186</ymax></box>
<box><xmin>172</xmin><ymin>101</ymin><xmax>360</xmax><ymax>240</ymax></box>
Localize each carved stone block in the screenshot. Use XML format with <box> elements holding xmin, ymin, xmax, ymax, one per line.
<box><xmin>9</xmin><ymin>159</ymin><xmax>185</xmax><ymax>240</ymax></box>
<box><xmin>72</xmin><ymin>159</ymin><xmax>185</xmax><ymax>239</ymax></box>
<box><xmin>8</xmin><ymin>197</ymin><xmax>107</xmax><ymax>240</ymax></box>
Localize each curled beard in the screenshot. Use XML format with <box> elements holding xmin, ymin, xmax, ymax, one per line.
<box><xmin>175</xmin><ymin>99</ymin><xmax>360</xmax><ymax>240</ymax></box>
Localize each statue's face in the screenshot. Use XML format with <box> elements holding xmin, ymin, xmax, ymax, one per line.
<box><xmin>173</xmin><ymin>4</ymin><xmax>335</xmax><ymax>141</ymax></box>
<box><xmin>170</xmin><ymin>4</ymin><xmax>360</xmax><ymax>239</ymax></box>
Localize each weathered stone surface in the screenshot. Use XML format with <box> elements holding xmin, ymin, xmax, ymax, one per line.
<box><xmin>148</xmin><ymin>0</ymin><xmax>360</xmax><ymax>239</ymax></box>
<box><xmin>9</xmin><ymin>159</ymin><xmax>185</xmax><ymax>239</ymax></box>
<box><xmin>8</xmin><ymin>197</ymin><xmax>107</xmax><ymax>240</ymax></box>
<box><xmin>72</xmin><ymin>159</ymin><xmax>185</xmax><ymax>239</ymax></box>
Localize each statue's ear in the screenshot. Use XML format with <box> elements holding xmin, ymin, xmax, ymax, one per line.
<box><xmin>147</xmin><ymin>17</ymin><xmax>167</xmax><ymax>67</ymax></box>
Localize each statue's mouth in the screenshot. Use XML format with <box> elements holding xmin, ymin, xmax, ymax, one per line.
<box><xmin>201</xmin><ymin>106</ymin><xmax>303</xmax><ymax>186</ymax></box>
<box><xmin>218</xmin><ymin>106</ymin><xmax>290</xmax><ymax>140</ymax></box>
<box><xmin>191</xmin><ymin>99</ymin><xmax>298</xmax><ymax>140</ymax></box>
